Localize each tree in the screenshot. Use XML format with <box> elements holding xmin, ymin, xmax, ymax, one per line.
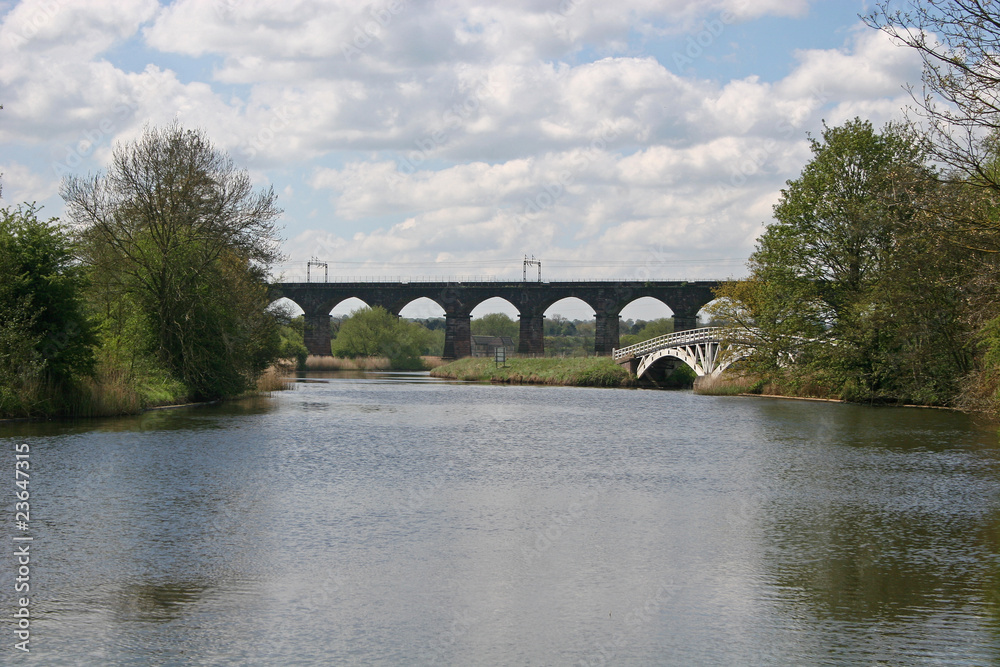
<box><xmin>62</xmin><ymin>123</ymin><xmax>284</xmax><ymax>400</ymax></box>
<box><xmin>0</xmin><ymin>204</ymin><xmax>95</xmax><ymax>414</ymax></box>
<box><xmin>471</xmin><ymin>312</ymin><xmax>518</xmax><ymax>339</ymax></box>
<box><xmin>332</xmin><ymin>306</ymin><xmax>433</xmax><ymax>368</ymax></box>
<box><xmin>276</xmin><ymin>313</ymin><xmax>309</xmax><ymax>369</ymax></box>
<box><xmin>712</xmin><ymin>119</ymin><xmax>971</xmax><ymax>402</ymax></box>
<box><xmin>865</xmin><ymin>1</ymin><xmax>1000</xmax><ymax>191</ymax></box>
<box><xmin>618</xmin><ymin>318</ymin><xmax>674</xmax><ymax>347</ymax></box>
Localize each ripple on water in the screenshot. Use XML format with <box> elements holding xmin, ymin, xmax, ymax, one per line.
<box><xmin>1</xmin><ymin>378</ymin><xmax>998</xmax><ymax>665</ymax></box>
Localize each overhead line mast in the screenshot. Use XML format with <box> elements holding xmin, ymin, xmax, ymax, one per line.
<box><xmin>523</xmin><ymin>255</ymin><xmax>541</xmax><ymax>282</ymax></box>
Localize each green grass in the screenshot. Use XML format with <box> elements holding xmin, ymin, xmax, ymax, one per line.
<box><xmin>430</xmin><ymin>356</ymin><xmax>637</xmax><ymax>388</ymax></box>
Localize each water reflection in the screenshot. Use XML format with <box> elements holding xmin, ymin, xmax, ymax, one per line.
<box><xmin>0</xmin><ymin>395</ymin><xmax>281</xmax><ymax>438</ymax></box>
<box><xmin>736</xmin><ymin>399</ymin><xmax>1000</xmax><ymax>663</ymax></box>
<box><xmin>295</xmin><ymin>369</ymin><xmax>459</xmax><ymax>384</ymax></box>
<box><xmin>1</xmin><ymin>378</ymin><xmax>998</xmax><ymax>665</ymax></box>
<box><xmin>112</xmin><ymin>582</ymin><xmax>212</xmax><ymax>623</ymax></box>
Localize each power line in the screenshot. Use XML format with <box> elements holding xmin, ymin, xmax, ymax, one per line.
<box><xmin>275</xmin><ymin>257</ymin><xmax>745</xmax><ymax>268</ymax></box>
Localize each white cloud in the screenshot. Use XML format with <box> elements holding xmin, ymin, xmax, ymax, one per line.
<box><xmin>0</xmin><ymin>161</ymin><xmax>54</xmax><ymax>204</ymax></box>
<box><xmin>0</xmin><ymin>0</ymin><xmax>927</xmax><ymax>294</ymax></box>
<box><xmin>779</xmin><ymin>25</ymin><xmax>922</xmax><ymax>101</ymax></box>
<box><xmin>292</xmin><ymin>23</ymin><xmax>922</xmax><ymax>281</ymax></box>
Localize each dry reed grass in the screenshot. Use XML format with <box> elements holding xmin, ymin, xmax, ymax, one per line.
<box><xmin>74</xmin><ymin>365</ymin><xmax>144</xmax><ymax>416</ymax></box>
<box><xmin>420</xmin><ymin>356</ymin><xmax>448</xmax><ymax>369</ymax></box>
<box><xmin>692</xmin><ymin>372</ymin><xmax>761</xmax><ymax>396</ymax></box>
<box><xmin>256</xmin><ymin>362</ymin><xmax>296</xmax><ymax>392</ymax></box>
<box><xmin>304</xmin><ymin>355</ymin><xmax>392</xmax><ymax>370</ymax></box>
<box><xmin>303</xmin><ymin>355</ymin><xmax>447</xmax><ymax>371</ymax></box>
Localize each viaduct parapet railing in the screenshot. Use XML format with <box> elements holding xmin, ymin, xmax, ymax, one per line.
<box><xmin>269</xmin><ymin>280</ymin><xmax>720</xmax><ymax>359</ymax></box>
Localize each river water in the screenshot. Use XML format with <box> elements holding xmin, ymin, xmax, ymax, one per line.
<box><xmin>1</xmin><ymin>373</ymin><xmax>999</xmax><ymax>665</ymax></box>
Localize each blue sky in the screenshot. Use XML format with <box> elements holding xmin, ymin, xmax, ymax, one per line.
<box><xmin>0</xmin><ymin>0</ymin><xmax>923</xmax><ymax>319</ymax></box>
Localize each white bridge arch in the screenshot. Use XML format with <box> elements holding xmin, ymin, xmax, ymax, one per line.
<box><xmin>613</xmin><ymin>327</ymin><xmax>750</xmax><ymax>378</ymax></box>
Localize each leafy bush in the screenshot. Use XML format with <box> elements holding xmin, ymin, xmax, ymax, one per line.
<box><xmin>332</xmin><ymin>306</ymin><xmax>433</xmax><ymax>369</ymax></box>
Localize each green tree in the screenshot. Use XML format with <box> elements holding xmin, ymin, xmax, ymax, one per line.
<box><xmin>62</xmin><ymin>123</ymin><xmax>284</xmax><ymax>400</ymax></box>
<box><xmin>712</xmin><ymin>119</ymin><xmax>969</xmax><ymax>402</ymax></box>
<box><xmin>332</xmin><ymin>307</ymin><xmax>432</xmax><ymax>369</ymax></box>
<box><xmin>544</xmin><ymin>315</ymin><xmax>577</xmax><ymax>337</ymax></box>
<box><xmin>472</xmin><ymin>312</ymin><xmax>519</xmax><ymax>340</ymax></box>
<box><xmin>0</xmin><ymin>204</ymin><xmax>95</xmax><ymax>415</ymax></box>
<box><xmin>276</xmin><ymin>313</ymin><xmax>308</xmax><ymax>369</ymax></box>
<box><xmin>619</xmin><ymin>317</ymin><xmax>674</xmax><ymax>347</ymax></box>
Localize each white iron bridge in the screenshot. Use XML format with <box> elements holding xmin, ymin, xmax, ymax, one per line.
<box><xmin>613</xmin><ymin>327</ymin><xmax>751</xmax><ymax>379</ymax></box>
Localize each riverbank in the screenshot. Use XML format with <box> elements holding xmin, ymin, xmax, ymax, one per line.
<box><xmin>430</xmin><ymin>356</ymin><xmax>637</xmax><ymax>387</ymax></box>
<box><xmin>694</xmin><ymin>372</ymin><xmax>841</xmax><ymax>400</ymax></box>
<box><xmin>693</xmin><ymin>372</ymin><xmax>968</xmax><ymax>410</ymax></box>
<box><xmin>0</xmin><ymin>362</ymin><xmax>296</xmax><ymax>423</ymax></box>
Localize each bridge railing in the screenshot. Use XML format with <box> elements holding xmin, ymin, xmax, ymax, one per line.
<box><xmin>613</xmin><ymin>327</ymin><xmax>725</xmax><ymax>360</ymax></box>
<box><xmin>271</xmin><ymin>275</ymin><xmax>721</xmax><ymax>284</ymax></box>
<box><xmin>271</xmin><ymin>275</ymin><xmax>505</xmax><ymax>284</ymax></box>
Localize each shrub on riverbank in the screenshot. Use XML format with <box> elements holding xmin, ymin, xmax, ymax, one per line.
<box><xmin>430</xmin><ymin>356</ymin><xmax>637</xmax><ymax>387</ymax></box>
<box><xmin>0</xmin><ymin>351</ymin><xmax>192</xmax><ymax>420</ymax></box>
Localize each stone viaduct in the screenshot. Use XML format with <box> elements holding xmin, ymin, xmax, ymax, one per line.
<box><xmin>269</xmin><ymin>280</ymin><xmax>720</xmax><ymax>358</ymax></box>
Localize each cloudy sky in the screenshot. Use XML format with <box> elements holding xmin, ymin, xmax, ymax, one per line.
<box><xmin>0</xmin><ymin>0</ymin><xmax>922</xmax><ymax>318</ymax></box>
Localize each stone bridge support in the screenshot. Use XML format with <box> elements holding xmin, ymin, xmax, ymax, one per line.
<box><xmin>594</xmin><ymin>311</ymin><xmax>620</xmax><ymax>356</ymax></box>
<box><xmin>672</xmin><ymin>307</ymin><xmax>700</xmax><ymax>332</ymax></box>
<box><xmin>303</xmin><ymin>307</ymin><xmax>333</xmax><ymax>356</ymax></box>
<box><xmin>518</xmin><ymin>312</ymin><xmax>545</xmax><ymax>356</ymax></box>
<box><xmin>442</xmin><ymin>312</ymin><xmax>472</xmax><ymax>359</ymax></box>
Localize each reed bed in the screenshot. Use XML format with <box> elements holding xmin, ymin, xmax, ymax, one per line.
<box><xmin>431</xmin><ymin>356</ymin><xmax>636</xmax><ymax>387</ymax></box>
<box><xmin>304</xmin><ymin>356</ymin><xmax>393</xmax><ymax>370</ymax></box>
<box><xmin>692</xmin><ymin>373</ymin><xmax>762</xmax><ymax>396</ymax></box>
<box><xmin>693</xmin><ymin>371</ymin><xmax>840</xmax><ymax>400</ymax></box>
<box><xmin>303</xmin><ymin>355</ymin><xmax>448</xmax><ymax>371</ymax></box>
<box><xmin>256</xmin><ymin>362</ymin><xmax>296</xmax><ymax>393</ymax></box>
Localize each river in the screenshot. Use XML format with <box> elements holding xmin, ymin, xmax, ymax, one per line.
<box><xmin>2</xmin><ymin>372</ymin><xmax>999</xmax><ymax>665</ymax></box>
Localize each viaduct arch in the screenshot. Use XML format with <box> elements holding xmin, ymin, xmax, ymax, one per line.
<box><xmin>269</xmin><ymin>280</ymin><xmax>720</xmax><ymax>358</ymax></box>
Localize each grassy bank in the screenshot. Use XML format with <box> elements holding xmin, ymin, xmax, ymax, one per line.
<box><xmin>430</xmin><ymin>356</ymin><xmax>637</xmax><ymax>388</ymax></box>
